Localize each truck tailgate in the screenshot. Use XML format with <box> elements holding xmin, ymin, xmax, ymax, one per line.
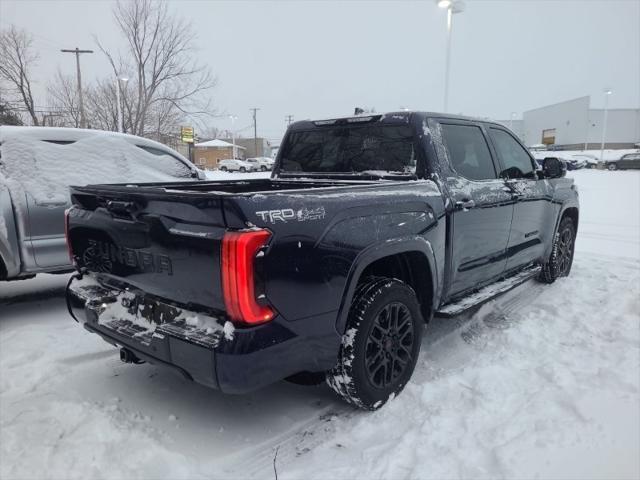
<box><xmin>67</xmin><ymin>186</ymin><xmax>228</xmax><ymax>312</ymax></box>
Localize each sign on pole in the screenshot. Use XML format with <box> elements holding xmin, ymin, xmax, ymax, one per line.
<box><xmin>181</xmin><ymin>126</ymin><xmax>194</xmax><ymax>144</ymax></box>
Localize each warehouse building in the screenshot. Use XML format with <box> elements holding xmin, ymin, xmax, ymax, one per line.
<box><xmin>521</xmin><ymin>96</ymin><xmax>640</xmax><ymax>150</ymax></box>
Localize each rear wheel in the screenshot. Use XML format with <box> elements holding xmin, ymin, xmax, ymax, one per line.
<box><xmin>240</xmin><ymin>167</ymin><xmax>246</xmax><ymax>173</ymax></box>
<box><xmin>260</xmin><ymin>166</ymin><xmax>267</xmax><ymax>171</ymax></box>
<box><xmin>327</xmin><ymin>277</ymin><xmax>423</xmax><ymax>410</ymax></box>
<box><xmin>220</xmin><ymin>166</ymin><xmax>228</xmax><ymax>172</ymax></box>
<box><xmin>538</xmin><ymin>216</ymin><xmax>576</xmax><ymax>284</ymax></box>
<box><xmin>607</xmin><ymin>163</ymin><xmax>617</xmax><ymax>171</ymax></box>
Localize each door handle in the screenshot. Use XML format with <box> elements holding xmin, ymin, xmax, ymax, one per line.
<box><xmin>455</xmin><ymin>199</ymin><xmax>476</xmax><ymax>210</ymax></box>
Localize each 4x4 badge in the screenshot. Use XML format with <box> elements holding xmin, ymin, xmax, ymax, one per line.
<box><xmin>256</xmin><ymin>207</ymin><xmax>326</xmax><ymax>224</ymax></box>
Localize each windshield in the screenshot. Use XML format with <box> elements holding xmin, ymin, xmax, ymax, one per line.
<box><xmin>280</xmin><ymin>124</ymin><xmax>416</xmax><ymax>174</ymax></box>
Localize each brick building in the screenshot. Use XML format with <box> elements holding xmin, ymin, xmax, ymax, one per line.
<box><xmin>193</xmin><ymin>139</ymin><xmax>246</xmax><ymax>170</ymax></box>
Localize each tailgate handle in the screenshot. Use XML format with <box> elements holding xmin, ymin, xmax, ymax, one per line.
<box><xmin>106</xmin><ymin>200</ymin><xmax>138</xmax><ymax>215</ymax></box>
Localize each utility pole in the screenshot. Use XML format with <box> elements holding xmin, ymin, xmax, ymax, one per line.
<box><xmin>61</xmin><ymin>47</ymin><xmax>94</xmax><ymax>128</ymax></box>
<box><xmin>250</xmin><ymin>107</ymin><xmax>260</xmax><ymax>156</ymax></box>
<box><xmin>285</xmin><ymin>115</ymin><xmax>294</xmax><ymax>127</ymax></box>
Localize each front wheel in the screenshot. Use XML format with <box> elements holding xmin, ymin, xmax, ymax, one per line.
<box><xmin>220</xmin><ymin>166</ymin><xmax>228</xmax><ymax>172</ymax></box>
<box><xmin>538</xmin><ymin>216</ymin><xmax>576</xmax><ymax>284</ymax></box>
<box><xmin>239</xmin><ymin>167</ymin><xmax>246</xmax><ymax>173</ymax></box>
<box><xmin>327</xmin><ymin>277</ymin><xmax>424</xmax><ymax>410</ymax></box>
<box><xmin>607</xmin><ymin>163</ymin><xmax>617</xmax><ymax>171</ymax></box>
<box><xmin>260</xmin><ymin>166</ymin><xmax>267</xmax><ymax>171</ymax></box>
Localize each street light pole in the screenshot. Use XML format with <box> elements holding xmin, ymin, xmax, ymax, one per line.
<box><xmin>229</xmin><ymin>115</ymin><xmax>238</xmax><ymax>159</ymax></box>
<box><xmin>115</xmin><ymin>76</ymin><xmax>128</xmax><ymax>133</ymax></box>
<box><xmin>437</xmin><ymin>0</ymin><xmax>465</xmax><ymax>113</ymax></box>
<box><xmin>600</xmin><ymin>88</ymin><xmax>612</xmax><ymax>161</ymax></box>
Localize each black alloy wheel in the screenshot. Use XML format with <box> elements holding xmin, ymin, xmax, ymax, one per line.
<box><xmin>364</xmin><ymin>302</ymin><xmax>415</xmax><ymax>389</ymax></box>
<box><xmin>327</xmin><ymin>277</ymin><xmax>424</xmax><ymax>410</ymax></box>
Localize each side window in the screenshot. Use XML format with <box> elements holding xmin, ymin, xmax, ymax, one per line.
<box><xmin>136</xmin><ymin>145</ymin><xmax>193</xmax><ymax>178</ymax></box>
<box><xmin>440</xmin><ymin>123</ymin><xmax>497</xmax><ymax>181</ymax></box>
<box><xmin>489</xmin><ymin>128</ymin><xmax>536</xmax><ymax>179</ymax></box>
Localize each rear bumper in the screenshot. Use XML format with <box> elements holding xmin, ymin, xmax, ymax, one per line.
<box><xmin>67</xmin><ymin>274</ymin><xmax>341</xmax><ymax>393</ymax></box>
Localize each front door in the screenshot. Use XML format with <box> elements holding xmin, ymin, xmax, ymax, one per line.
<box><xmin>488</xmin><ymin>127</ymin><xmax>555</xmax><ymax>272</ymax></box>
<box><xmin>439</xmin><ymin>122</ymin><xmax>514</xmax><ymax>297</ymax></box>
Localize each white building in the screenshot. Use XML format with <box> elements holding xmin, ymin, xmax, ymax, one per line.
<box><xmin>522</xmin><ymin>96</ymin><xmax>640</xmax><ymax>149</ymax></box>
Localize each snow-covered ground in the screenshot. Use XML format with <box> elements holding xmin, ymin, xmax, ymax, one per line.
<box><xmin>1</xmin><ymin>170</ymin><xmax>638</xmax><ymax>480</ymax></box>
<box><xmin>205</xmin><ymin>169</ymin><xmax>271</xmax><ymax>181</ymax></box>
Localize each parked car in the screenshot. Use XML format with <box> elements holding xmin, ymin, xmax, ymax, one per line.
<box><xmin>217</xmin><ymin>159</ymin><xmax>256</xmax><ymax>172</ymax></box>
<box><xmin>245</xmin><ymin>157</ymin><xmax>274</xmax><ymax>171</ymax></box>
<box><xmin>0</xmin><ymin>126</ymin><xmax>204</xmax><ymax>281</ymax></box>
<box><xmin>570</xmin><ymin>154</ymin><xmax>599</xmax><ymax>169</ymax></box>
<box><xmin>605</xmin><ymin>152</ymin><xmax>640</xmax><ymax>170</ymax></box>
<box><xmin>564</xmin><ymin>157</ymin><xmax>587</xmax><ymax>170</ymax></box>
<box><xmin>66</xmin><ymin>111</ymin><xmax>578</xmax><ymax>410</ymax></box>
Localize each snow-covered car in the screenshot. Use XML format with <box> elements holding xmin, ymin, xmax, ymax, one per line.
<box><xmin>564</xmin><ymin>157</ymin><xmax>587</xmax><ymax>170</ymax></box>
<box><xmin>570</xmin><ymin>154</ymin><xmax>599</xmax><ymax>169</ymax></box>
<box><xmin>245</xmin><ymin>157</ymin><xmax>274</xmax><ymax>171</ymax></box>
<box><xmin>605</xmin><ymin>152</ymin><xmax>640</xmax><ymax>170</ymax></box>
<box><xmin>0</xmin><ymin>126</ymin><xmax>204</xmax><ymax>281</ymax></box>
<box><xmin>217</xmin><ymin>159</ymin><xmax>256</xmax><ymax>172</ymax></box>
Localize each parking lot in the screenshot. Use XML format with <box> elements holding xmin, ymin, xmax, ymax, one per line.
<box><xmin>1</xmin><ymin>169</ymin><xmax>639</xmax><ymax>480</ymax></box>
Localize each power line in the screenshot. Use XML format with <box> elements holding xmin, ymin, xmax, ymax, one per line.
<box><xmin>61</xmin><ymin>47</ymin><xmax>93</xmax><ymax>128</ymax></box>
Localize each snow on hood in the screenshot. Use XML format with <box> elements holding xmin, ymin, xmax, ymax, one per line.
<box><xmin>0</xmin><ymin>135</ymin><xmax>191</xmax><ymax>205</ymax></box>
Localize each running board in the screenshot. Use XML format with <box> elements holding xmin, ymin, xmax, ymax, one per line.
<box><xmin>436</xmin><ymin>265</ymin><xmax>542</xmax><ymax>317</ymax></box>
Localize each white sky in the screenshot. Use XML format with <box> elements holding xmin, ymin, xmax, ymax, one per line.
<box><xmin>1</xmin><ymin>0</ymin><xmax>639</xmax><ymax>145</ymax></box>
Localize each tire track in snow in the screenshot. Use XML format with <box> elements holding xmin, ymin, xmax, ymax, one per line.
<box><xmin>224</xmin><ymin>277</ymin><xmax>551</xmax><ymax>478</ymax></box>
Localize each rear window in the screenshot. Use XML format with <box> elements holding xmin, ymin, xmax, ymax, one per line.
<box><xmin>280</xmin><ymin>125</ymin><xmax>416</xmax><ymax>173</ymax></box>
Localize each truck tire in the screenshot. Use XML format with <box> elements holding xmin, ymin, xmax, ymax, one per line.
<box><xmin>538</xmin><ymin>216</ymin><xmax>576</xmax><ymax>284</ymax></box>
<box><xmin>327</xmin><ymin>277</ymin><xmax>423</xmax><ymax>410</ymax></box>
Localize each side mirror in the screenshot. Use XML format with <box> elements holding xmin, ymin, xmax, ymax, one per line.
<box><xmin>542</xmin><ymin>157</ymin><xmax>566</xmax><ymax>179</ymax></box>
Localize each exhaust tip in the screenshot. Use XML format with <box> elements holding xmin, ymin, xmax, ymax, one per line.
<box><xmin>119</xmin><ymin>348</ymin><xmax>143</xmax><ymax>364</ymax></box>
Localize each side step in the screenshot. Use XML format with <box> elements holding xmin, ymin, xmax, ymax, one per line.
<box><xmin>436</xmin><ymin>265</ymin><xmax>542</xmax><ymax>317</ymax></box>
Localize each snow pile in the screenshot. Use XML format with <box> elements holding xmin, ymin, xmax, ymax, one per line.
<box><xmin>0</xmin><ymin>135</ymin><xmax>193</xmax><ymax>205</ymax></box>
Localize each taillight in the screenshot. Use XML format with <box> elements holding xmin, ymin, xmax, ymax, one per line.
<box><xmin>221</xmin><ymin>229</ymin><xmax>274</xmax><ymax>325</ymax></box>
<box><xmin>64</xmin><ymin>208</ymin><xmax>75</xmax><ymax>264</ymax></box>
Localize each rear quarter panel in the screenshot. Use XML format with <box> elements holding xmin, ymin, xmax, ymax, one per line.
<box><xmin>227</xmin><ymin>181</ymin><xmax>447</xmax><ymax>331</ymax></box>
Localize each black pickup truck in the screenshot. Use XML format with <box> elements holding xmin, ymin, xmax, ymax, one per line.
<box><xmin>66</xmin><ymin>111</ymin><xmax>578</xmax><ymax>409</ymax></box>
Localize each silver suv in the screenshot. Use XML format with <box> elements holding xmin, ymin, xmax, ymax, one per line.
<box><xmin>0</xmin><ymin>126</ymin><xmax>204</xmax><ymax>281</ymax></box>
<box><xmin>217</xmin><ymin>159</ymin><xmax>256</xmax><ymax>172</ymax></box>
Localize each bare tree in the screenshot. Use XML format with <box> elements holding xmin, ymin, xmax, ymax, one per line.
<box><xmin>46</xmin><ymin>70</ymin><xmax>81</xmax><ymax>127</ymax></box>
<box><xmin>0</xmin><ymin>25</ymin><xmax>39</xmax><ymax>125</ymax></box>
<box><xmin>84</xmin><ymin>79</ymin><xmax>119</xmax><ymax>131</ymax></box>
<box><xmin>95</xmin><ymin>0</ymin><xmax>216</xmax><ymax>137</ymax></box>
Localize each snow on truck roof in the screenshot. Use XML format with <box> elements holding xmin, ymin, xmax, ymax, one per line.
<box><xmin>0</xmin><ymin>134</ymin><xmax>195</xmax><ymax>206</ymax></box>
<box><xmin>0</xmin><ymin>126</ymin><xmax>190</xmax><ymax>162</ymax></box>
<box><xmin>287</xmin><ymin>111</ymin><xmax>506</xmax><ymax>130</ymax></box>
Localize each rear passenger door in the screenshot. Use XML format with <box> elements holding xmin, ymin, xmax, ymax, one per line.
<box><xmin>487</xmin><ymin>126</ymin><xmax>555</xmax><ymax>272</ymax></box>
<box><xmin>439</xmin><ymin>121</ymin><xmax>514</xmax><ymax>297</ymax></box>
